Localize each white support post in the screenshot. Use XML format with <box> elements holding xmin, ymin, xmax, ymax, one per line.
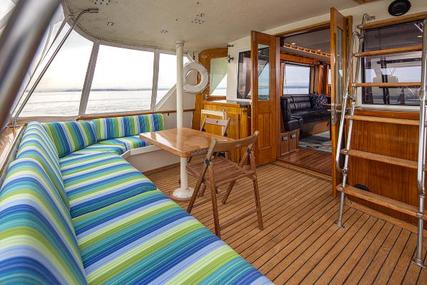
<box><xmin>172</xmin><ymin>41</ymin><xmax>194</xmax><ymax>201</ymax></box>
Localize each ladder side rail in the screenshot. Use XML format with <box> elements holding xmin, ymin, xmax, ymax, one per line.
<box><xmin>335</xmin><ymin>32</ymin><xmax>363</xmax><ymax>171</ymax></box>
<box><xmin>414</xmin><ymin>19</ymin><xmax>427</xmax><ymax>268</ymax></box>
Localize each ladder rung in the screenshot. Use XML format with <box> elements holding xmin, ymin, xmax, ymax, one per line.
<box><xmin>337</xmin><ymin>185</ymin><xmax>427</xmax><ymax>220</ymax></box>
<box><xmin>353</xmin><ymin>82</ymin><xmax>421</xmax><ymax>88</ymax></box>
<box><xmin>345</xmin><ymin>115</ymin><xmax>419</xmax><ymax>126</ymax></box>
<box><xmin>354</xmin><ymin>44</ymin><xmax>423</xmax><ymax>57</ymax></box>
<box><xmin>341</xmin><ymin>149</ymin><xmax>417</xmax><ymax>169</ymax></box>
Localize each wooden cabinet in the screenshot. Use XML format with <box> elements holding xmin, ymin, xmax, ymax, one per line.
<box><xmin>280</xmin><ymin>129</ymin><xmax>299</xmax><ymax>156</ymax></box>
<box><xmin>200</xmin><ymin>100</ymin><xmax>250</xmax><ymax>162</ymax></box>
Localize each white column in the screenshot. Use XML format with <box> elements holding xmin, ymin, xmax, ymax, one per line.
<box><xmin>172</xmin><ymin>41</ymin><xmax>194</xmax><ymax>201</ymax></box>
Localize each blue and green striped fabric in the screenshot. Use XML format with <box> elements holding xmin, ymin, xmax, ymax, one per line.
<box><xmin>92</xmin><ymin>114</ymin><xmax>165</xmax><ymax>141</ymax></box>
<box><xmin>70</xmin><ymin>142</ymin><xmax>127</xmax><ymax>156</ymax></box>
<box><xmin>100</xmin><ymin>135</ymin><xmax>147</xmax><ymax>151</ymax></box>
<box><xmin>72</xmin><ymin>189</ymin><xmax>271</xmax><ymax>284</ymax></box>
<box><xmin>0</xmin><ymin>158</ymin><xmax>87</xmax><ymax>285</ymax></box>
<box><xmin>16</xmin><ymin>122</ymin><xmax>67</xmax><ymax>206</ymax></box>
<box><xmin>60</xmin><ymin>152</ymin><xmax>156</xmax><ymax>218</ymax></box>
<box><xmin>43</xmin><ymin>121</ymin><xmax>97</xmax><ymax>158</ymax></box>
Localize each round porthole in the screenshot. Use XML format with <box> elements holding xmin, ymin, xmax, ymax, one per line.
<box><xmin>388</xmin><ymin>0</ymin><xmax>411</xmax><ymax>17</ymax></box>
<box><xmin>183</xmin><ymin>62</ymin><xmax>209</xmax><ymax>93</ymax></box>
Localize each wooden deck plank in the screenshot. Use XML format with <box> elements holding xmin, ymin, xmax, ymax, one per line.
<box><xmin>389</xmin><ymin>234</ymin><xmax>418</xmax><ymax>284</ymax></box>
<box><xmin>301</xmin><ymin>214</ymin><xmax>375</xmax><ymax>284</ymax></box>
<box><xmin>278</xmin><ymin>209</ymin><xmax>364</xmax><ymax>284</ymax></box>
<box><xmin>374</xmin><ymin>229</ymin><xmax>411</xmax><ymax>284</ymax></box>
<box><xmin>146</xmin><ymin>163</ymin><xmax>427</xmax><ymax>284</ymax></box>
<box><xmin>314</xmin><ymin>219</ymin><xmax>386</xmax><ymax>284</ymax></box>
<box><xmin>358</xmin><ymin>226</ymin><xmax>403</xmax><ymax>284</ymax></box>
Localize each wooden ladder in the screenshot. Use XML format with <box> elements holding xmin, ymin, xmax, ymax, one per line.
<box><xmin>335</xmin><ymin>15</ymin><xmax>427</xmax><ymax>268</ymax></box>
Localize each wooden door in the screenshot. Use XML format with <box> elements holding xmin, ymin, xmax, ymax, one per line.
<box><xmin>251</xmin><ymin>31</ymin><xmax>280</xmax><ymax>165</ymax></box>
<box><xmin>330</xmin><ymin>8</ymin><xmax>351</xmax><ymax>194</ymax></box>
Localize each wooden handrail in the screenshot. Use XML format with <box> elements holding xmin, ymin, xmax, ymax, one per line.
<box><xmin>360</xmin><ymin>12</ymin><xmax>427</xmax><ymax>30</ymax></box>
<box><xmin>354</xmin><ymin>44</ymin><xmax>423</xmax><ymax>57</ymax></box>
<box><xmin>78</xmin><ymin>109</ymin><xmax>195</xmax><ymax>120</ymax></box>
<box><xmin>353</xmin><ymin>82</ymin><xmax>421</xmax><ymax>88</ymax></box>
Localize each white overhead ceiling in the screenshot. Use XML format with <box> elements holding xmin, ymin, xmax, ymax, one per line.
<box><xmin>63</xmin><ymin>0</ymin><xmax>360</xmax><ymax>51</ymax></box>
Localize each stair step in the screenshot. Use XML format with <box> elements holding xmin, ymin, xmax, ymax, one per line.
<box><xmin>341</xmin><ymin>149</ymin><xmax>417</xmax><ymax>169</ymax></box>
<box><xmin>354</xmin><ymin>44</ymin><xmax>422</xmax><ymax>57</ymax></box>
<box><xmin>345</xmin><ymin>115</ymin><xmax>419</xmax><ymax>126</ymax></box>
<box><xmin>337</xmin><ymin>185</ymin><xmax>426</xmax><ymax>220</ymax></box>
<box><xmin>353</xmin><ymin>82</ymin><xmax>421</xmax><ymax>88</ymax></box>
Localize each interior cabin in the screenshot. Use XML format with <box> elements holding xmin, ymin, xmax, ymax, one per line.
<box><xmin>1</xmin><ymin>0</ymin><xmax>427</xmax><ymax>284</ymax></box>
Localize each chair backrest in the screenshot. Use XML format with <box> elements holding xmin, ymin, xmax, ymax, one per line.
<box><xmin>206</xmin><ymin>131</ymin><xmax>259</xmax><ymax>167</ymax></box>
<box><xmin>200</xmin><ymin>109</ymin><xmax>230</xmax><ymax>137</ymax></box>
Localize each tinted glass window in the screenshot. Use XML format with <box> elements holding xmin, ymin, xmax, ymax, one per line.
<box><xmin>86</xmin><ymin>46</ymin><xmax>154</xmax><ymax>114</ymax></box>
<box><xmin>209</xmin><ymin>57</ymin><xmax>228</xmax><ymax>96</ymax></box>
<box><xmin>284</xmin><ymin>64</ymin><xmax>311</xmax><ymax>95</ymax></box>
<box><xmin>20</xmin><ymin>29</ymin><xmax>93</xmax><ymax>117</ymax></box>
<box><xmin>157</xmin><ymin>53</ymin><xmax>190</xmax><ymax>104</ymax></box>
<box><xmin>361</xmin><ymin>21</ymin><xmax>423</xmax><ymax>106</ymax></box>
<box><xmin>237</xmin><ymin>51</ymin><xmax>251</xmax><ymax>99</ymax></box>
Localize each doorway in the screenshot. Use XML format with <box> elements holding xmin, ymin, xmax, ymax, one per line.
<box><xmin>277</xmin><ymin>26</ymin><xmax>333</xmax><ymax>176</ymax></box>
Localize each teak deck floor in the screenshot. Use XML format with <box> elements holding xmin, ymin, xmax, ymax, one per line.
<box><xmin>279</xmin><ymin>148</ymin><xmax>332</xmax><ymax>176</ymax></box>
<box><xmin>148</xmin><ymin>163</ymin><xmax>427</xmax><ymax>284</ymax></box>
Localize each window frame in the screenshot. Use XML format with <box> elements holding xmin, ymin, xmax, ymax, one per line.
<box><xmin>14</xmin><ymin>10</ymin><xmax>193</xmax><ymax>120</ymax></box>
<box><xmin>357</xmin><ymin>19</ymin><xmax>423</xmax><ymax>111</ymax></box>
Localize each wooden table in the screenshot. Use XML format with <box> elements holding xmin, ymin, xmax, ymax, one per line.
<box><xmin>140</xmin><ymin>128</ymin><xmax>232</xmax><ymax>200</ymax></box>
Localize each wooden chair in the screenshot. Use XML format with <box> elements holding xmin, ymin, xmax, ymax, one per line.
<box><xmin>186</xmin><ymin>131</ymin><xmax>263</xmax><ymax>237</ymax></box>
<box><xmin>184</xmin><ymin>111</ymin><xmax>231</xmax><ymax>197</ymax></box>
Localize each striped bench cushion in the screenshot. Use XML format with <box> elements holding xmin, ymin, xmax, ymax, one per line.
<box><xmin>16</xmin><ymin>122</ymin><xmax>66</xmax><ymax>206</ymax></box>
<box><xmin>93</xmin><ymin>114</ymin><xmax>165</xmax><ymax>141</ymax></box>
<box><xmin>99</xmin><ymin>135</ymin><xmax>147</xmax><ymax>151</ymax></box>
<box><xmin>70</xmin><ymin>142</ymin><xmax>127</xmax><ymax>156</ymax></box>
<box><xmin>72</xmin><ymin>190</ymin><xmax>270</xmax><ymax>285</ymax></box>
<box><xmin>43</xmin><ymin>121</ymin><xmax>97</xmax><ymax>158</ymax></box>
<box><xmin>60</xmin><ymin>152</ymin><xmax>156</xmax><ymax>218</ymax></box>
<box><xmin>0</xmin><ymin>158</ymin><xmax>86</xmax><ymax>284</ymax></box>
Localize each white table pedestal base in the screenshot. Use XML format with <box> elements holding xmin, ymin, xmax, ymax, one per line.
<box><xmin>171</xmin><ymin>187</ymin><xmax>194</xmax><ymax>201</ymax></box>
<box><xmin>171</xmin><ymin>157</ymin><xmax>193</xmax><ymax>201</ymax></box>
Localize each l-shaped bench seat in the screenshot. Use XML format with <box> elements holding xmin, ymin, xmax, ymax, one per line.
<box><xmin>0</xmin><ymin>114</ymin><xmax>271</xmax><ymax>284</ymax></box>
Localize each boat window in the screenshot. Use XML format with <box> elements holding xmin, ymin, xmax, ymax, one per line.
<box><xmin>237</xmin><ymin>51</ymin><xmax>251</xmax><ymax>99</ymax></box>
<box><xmin>156</xmin><ymin>53</ymin><xmax>190</xmax><ymax>104</ymax></box>
<box><xmin>284</xmin><ymin>64</ymin><xmax>311</xmax><ymax>95</ymax></box>
<box><xmin>20</xmin><ymin>27</ymin><xmax>93</xmax><ymax>117</ymax></box>
<box><xmin>361</xmin><ymin>20</ymin><xmax>423</xmax><ymax>106</ymax></box>
<box><xmin>86</xmin><ymin>46</ymin><xmax>154</xmax><ymax>114</ymax></box>
<box><xmin>209</xmin><ymin>57</ymin><xmax>228</xmax><ymax>96</ymax></box>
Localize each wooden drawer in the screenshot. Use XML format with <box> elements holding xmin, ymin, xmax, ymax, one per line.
<box><xmin>280</xmin><ymin>129</ymin><xmax>299</xmax><ymax>156</ymax></box>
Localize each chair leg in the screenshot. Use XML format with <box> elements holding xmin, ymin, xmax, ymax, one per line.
<box><xmin>222</xmin><ymin>181</ymin><xmax>236</xmax><ymax>204</ymax></box>
<box><xmin>209</xmin><ymin>183</ymin><xmax>221</xmax><ymax>237</ymax></box>
<box><xmin>252</xmin><ymin>177</ymin><xmax>264</xmax><ymax>230</ymax></box>
<box><xmin>187</xmin><ymin>178</ymin><xmax>204</xmax><ymax>213</ymax></box>
<box><xmin>199</xmin><ymin>184</ymin><xmax>206</xmax><ymax>197</ymax></box>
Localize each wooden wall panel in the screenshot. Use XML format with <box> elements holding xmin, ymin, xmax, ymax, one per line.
<box><xmin>348</xmin><ymin>110</ymin><xmax>421</xmax><ymax>224</ymax></box>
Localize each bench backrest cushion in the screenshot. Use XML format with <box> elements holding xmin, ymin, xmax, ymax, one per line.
<box><xmin>93</xmin><ymin>114</ymin><xmax>165</xmax><ymax>141</ymax></box>
<box><xmin>16</xmin><ymin>122</ymin><xmax>67</xmax><ymax>206</ymax></box>
<box><xmin>43</xmin><ymin>121</ymin><xmax>97</xmax><ymax>158</ymax></box>
<box><xmin>0</xmin><ymin>158</ymin><xmax>87</xmax><ymax>284</ymax></box>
